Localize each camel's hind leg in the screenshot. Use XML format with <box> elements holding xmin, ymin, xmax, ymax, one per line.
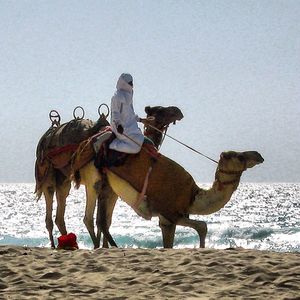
<box><xmin>176</xmin><ymin>217</ymin><xmax>207</xmax><ymax>248</ymax></box>
<box><xmin>159</xmin><ymin>216</ymin><xmax>176</xmax><ymax>248</ymax></box>
<box><xmin>96</xmin><ymin>180</ymin><xmax>118</xmax><ymax>248</ymax></box>
<box><xmin>43</xmin><ymin>185</ymin><xmax>56</xmax><ymax>248</ymax></box>
<box><xmin>55</xmin><ymin>178</ymin><xmax>71</xmax><ymax>235</ymax></box>
<box><xmin>79</xmin><ymin>162</ymin><xmax>103</xmax><ymax>248</ymax></box>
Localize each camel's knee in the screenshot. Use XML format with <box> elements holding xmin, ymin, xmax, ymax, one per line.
<box><xmin>45</xmin><ymin>217</ymin><xmax>54</xmax><ymax>232</ymax></box>
<box><xmin>83</xmin><ymin>216</ymin><xmax>94</xmax><ymax>229</ymax></box>
<box><xmin>159</xmin><ymin>221</ymin><xmax>176</xmax><ymax>249</ymax></box>
<box><xmin>159</xmin><ymin>216</ymin><xmax>172</xmax><ymax>228</ymax></box>
<box><xmin>55</xmin><ymin>215</ymin><xmax>64</xmax><ymax>226</ymax></box>
<box><xmin>199</xmin><ymin>221</ymin><xmax>207</xmax><ymax>235</ymax></box>
<box><xmin>159</xmin><ymin>222</ymin><xmax>171</xmax><ymax>231</ymax></box>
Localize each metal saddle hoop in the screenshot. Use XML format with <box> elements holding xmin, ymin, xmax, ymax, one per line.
<box><xmin>73</xmin><ymin>106</ymin><xmax>85</xmax><ymax>120</ymax></box>
<box><xmin>49</xmin><ymin>110</ymin><xmax>61</xmax><ymax>127</ymax></box>
<box><xmin>98</xmin><ymin>103</ymin><xmax>110</xmax><ymax>119</ymax></box>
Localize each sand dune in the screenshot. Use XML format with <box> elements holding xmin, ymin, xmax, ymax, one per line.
<box><xmin>0</xmin><ymin>245</ymin><xmax>299</xmax><ymax>299</ymax></box>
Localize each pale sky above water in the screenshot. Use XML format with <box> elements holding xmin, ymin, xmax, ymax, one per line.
<box><xmin>0</xmin><ymin>1</ymin><xmax>299</xmax><ymax>183</ymax></box>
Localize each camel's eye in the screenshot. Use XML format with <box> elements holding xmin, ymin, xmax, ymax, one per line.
<box><xmin>237</xmin><ymin>155</ymin><xmax>245</xmax><ymax>162</ymax></box>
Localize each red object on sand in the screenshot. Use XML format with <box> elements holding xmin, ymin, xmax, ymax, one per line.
<box><xmin>57</xmin><ymin>233</ymin><xmax>79</xmax><ymax>250</ymax></box>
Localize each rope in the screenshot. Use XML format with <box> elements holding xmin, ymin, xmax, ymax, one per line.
<box><xmin>147</xmin><ymin>124</ymin><xmax>218</xmax><ymax>164</ymax></box>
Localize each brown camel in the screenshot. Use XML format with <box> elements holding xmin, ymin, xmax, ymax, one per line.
<box><xmin>35</xmin><ymin>114</ymin><xmax>110</xmax><ymax>248</ymax></box>
<box><xmin>35</xmin><ymin>105</ymin><xmax>184</xmax><ymax>248</ymax></box>
<box><xmin>76</xmin><ymin>148</ymin><xmax>264</xmax><ymax>248</ymax></box>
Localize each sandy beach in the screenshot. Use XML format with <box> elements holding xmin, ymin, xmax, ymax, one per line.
<box><xmin>0</xmin><ymin>246</ymin><xmax>299</xmax><ymax>299</ymax></box>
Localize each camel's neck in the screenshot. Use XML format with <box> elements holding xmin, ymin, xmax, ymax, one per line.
<box><xmin>144</xmin><ymin>127</ymin><xmax>164</xmax><ymax>148</ymax></box>
<box><xmin>188</xmin><ymin>169</ymin><xmax>242</xmax><ymax>215</ymax></box>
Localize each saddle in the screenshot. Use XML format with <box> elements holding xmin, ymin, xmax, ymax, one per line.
<box><xmin>71</xmin><ymin>127</ymin><xmax>158</xmax><ymax>174</ymax></box>
<box><xmin>71</xmin><ymin>126</ymin><xmax>120</xmax><ymax>173</ymax></box>
<box><xmin>70</xmin><ymin>129</ymin><xmax>160</xmax><ymax>219</ymax></box>
<box><xmin>35</xmin><ymin>115</ymin><xmax>109</xmax><ymax>191</ymax></box>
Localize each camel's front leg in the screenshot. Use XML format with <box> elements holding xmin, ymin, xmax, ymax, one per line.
<box><xmin>84</xmin><ymin>181</ymin><xmax>100</xmax><ymax>249</ymax></box>
<box><xmin>102</xmin><ymin>192</ymin><xmax>118</xmax><ymax>248</ymax></box>
<box><xmin>55</xmin><ymin>179</ymin><xmax>71</xmax><ymax>235</ymax></box>
<box><xmin>44</xmin><ymin>186</ymin><xmax>55</xmax><ymax>248</ymax></box>
<box><xmin>159</xmin><ymin>216</ymin><xmax>176</xmax><ymax>248</ymax></box>
<box><xmin>176</xmin><ymin>217</ymin><xmax>207</xmax><ymax>248</ymax></box>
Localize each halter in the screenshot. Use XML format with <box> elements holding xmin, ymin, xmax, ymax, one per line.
<box><xmin>215</xmin><ymin>160</ymin><xmax>247</xmax><ymax>189</ymax></box>
<box><xmin>144</xmin><ymin>123</ymin><xmax>170</xmax><ymax>150</ymax></box>
<box><xmin>216</xmin><ymin>169</ymin><xmax>242</xmax><ymax>186</ymax></box>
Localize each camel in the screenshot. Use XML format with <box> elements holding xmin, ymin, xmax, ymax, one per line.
<box><xmin>75</xmin><ymin>148</ymin><xmax>264</xmax><ymax>248</ymax></box>
<box><xmin>35</xmin><ymin>105</ymin><xmax>184</xmax><ymax>248</ymax></box>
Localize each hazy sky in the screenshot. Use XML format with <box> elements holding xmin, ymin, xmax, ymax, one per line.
<box><xmin>0</xmin><ymin>1</ymin><xmax>299</xmax><ymax>183</ymax></box>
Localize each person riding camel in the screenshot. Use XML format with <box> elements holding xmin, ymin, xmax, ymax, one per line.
<box><xmin>109</xmin><ymin>73</ymin><xmax>154</xmax><ymax>154</ymax></box>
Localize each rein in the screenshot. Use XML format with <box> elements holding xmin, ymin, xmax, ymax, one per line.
<box><xmin>146</xmin><ymin>124</ymin><xmax>218</xmax><ymax>164</ymax></box>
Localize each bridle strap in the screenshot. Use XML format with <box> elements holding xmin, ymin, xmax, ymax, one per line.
<box><xmin>218</xmin><ymin>169</ymin><xmax>243</xmax><ymax>176</ymax></box>
<box><xmin>215</xmin><ymin>168</ymin><xmax>244</xmax><ymax>189</ymax></box>
<box><xmin>218</xmin><ymin>159</ymin><xmax>247</xmax><ymax>176</ymax></box>
<box><xmin>157</xmin><ymin>124</ymin><xmax>169</xmax><ymax>150</ymax></box>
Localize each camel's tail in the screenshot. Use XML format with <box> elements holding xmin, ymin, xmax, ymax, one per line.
<box><xmin>34</xmin><ymin>187</ymin><xmax>43</xmax><ymax>201</ymax></box>
<box><xmin>72</xmin><ymin>170</ymin><xmax>81</xmax><ymax>190</ymax></box>
<box><xmin>70</xmin><ymin>138</ymin><xmax>96</xmax><ymax>189</ymax></box>
<box><xmin>34</xmin><ymin>160</ymin><xmax>46</xmax><ymax>200</ymax></box>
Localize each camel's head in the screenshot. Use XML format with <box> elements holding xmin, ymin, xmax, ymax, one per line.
<box><xmin>144</xmin><ymin>106</ymin><xmax>184</xmax><ymax>130</ymax></box>
<box><xmin>215</xmin><ymin>151</ymin><xmax>264</xmax><ymax>190</ymax></box>
<box><xmin>218</xmin><ymin>151</ymin><xmax>264</xmax><ymax>172</ymax></box>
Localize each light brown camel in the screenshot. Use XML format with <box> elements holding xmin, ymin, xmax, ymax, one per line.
<box><xmin>35</xmin><ymin>106</ymin><xmax>184</xmax><ymax>248</ymax></box>
<box><xmin>76</xmin><ymin>148</ymin><xmax>264</xmax><ymax>248</ymax></box>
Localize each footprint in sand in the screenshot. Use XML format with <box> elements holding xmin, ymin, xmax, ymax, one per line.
<box><xmin>0</xmin><ymin>279</ymin><xmax>8</xmax><ymax>290</ymax></box>
<box><xmin>40</xmin><ymin>272</ymin><xmax>63</xmax><ymax>280</ymax></box>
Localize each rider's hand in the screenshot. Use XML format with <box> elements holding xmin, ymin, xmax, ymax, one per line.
<box><xmin>117</xmin><ymin>124</ymin><xmax>124</xmax><ymax>134</ymax></box>
<box><xmin>139</xmin><ymin>116</ymin><xmax>155</xmax><ymax>124</ymax></box>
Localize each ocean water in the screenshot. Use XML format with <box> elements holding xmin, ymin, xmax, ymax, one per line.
<box><xmin>0</xmin><ymin>183</ymin><xmax>299</xmax><ymax>252</ymax></box>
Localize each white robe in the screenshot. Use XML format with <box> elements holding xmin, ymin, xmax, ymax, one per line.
<box><xmin>109</xmin><ymin>77</ymin><xmax>144</xmax><ymax>153</ymax></box>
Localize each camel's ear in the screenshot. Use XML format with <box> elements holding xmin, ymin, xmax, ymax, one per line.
<box><xmin>145</xmin><ymin>106</ymin><xmax>151</xmax><ymax>114</ymax></box>
<box><xmin>220</xmin><ymin>152</ymin><xmax>231</xmax><ymax>160</ymax></box>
